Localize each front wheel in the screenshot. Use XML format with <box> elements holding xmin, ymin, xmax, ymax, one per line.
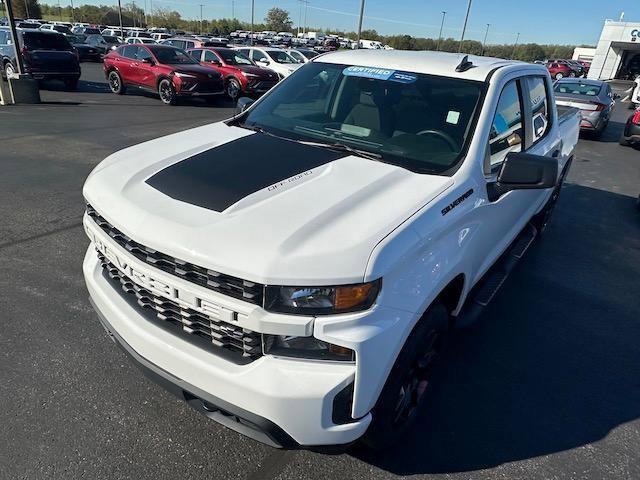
<box><xmin>158</xmin><ymin>78</ymin><xmax>177</xmax><ymax>105</ymax></box>
<box><xmin>4</xmin><ymin>62</ymin><xmax>16</xmax><ymax>78</ymax></box>
<box><xmin>361</xmin><ymin>303</ymin><xmax>449</xmax><ymax>450</ymax></box>
<box><xmin>226</xmin><ymin>77</ymin><xmax>241</xmax><ymax>101</ymax></box>
<box><xmin>108</xmin><ymin>71</ymin><xmax>126</xmax><ymax>94</ymax></box>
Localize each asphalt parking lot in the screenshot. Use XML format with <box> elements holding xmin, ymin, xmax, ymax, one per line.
<box><xmin>1</xmin><ymin>62</ymin><xmax>639</xmax><ymax>480</ymax></box>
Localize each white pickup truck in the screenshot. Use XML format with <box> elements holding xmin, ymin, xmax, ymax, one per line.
<box><xmin>83</xmin><ymin>50</ymin><xmax>579</xmax><ymax>449</ymax></box>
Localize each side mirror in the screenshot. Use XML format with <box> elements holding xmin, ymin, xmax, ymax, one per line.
<box><xmin>497</xmin><ymin>152</ymin><xmax>558</xmax><ymax>191</ymax></box>
<box><xmin>257</xmin><ymin>59</ymin><xmax>270</xmax><ymax>66</ymax></box>
<box><xmin>208</xmin><ymin>59</ymin><xmax>221</xmax><ymax>66</ymax></box>
<box><xmin>142</xmin><ymin>57</ymin><xmax>154</xmax><ymax>65</ymax></box>
<box><xmin>235</xmin><ymin>96</ymin><xmax>255</xmax><ymax>113</ymax></box>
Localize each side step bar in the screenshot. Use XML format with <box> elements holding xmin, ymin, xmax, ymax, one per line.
<box><xmin>455</xmin><ymin>222</ymin><xmax>538</xmax><ymax>328</ymax></box>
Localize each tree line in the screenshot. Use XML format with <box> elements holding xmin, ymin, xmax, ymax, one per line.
<box><xmin>10</xmin><ymin>1</ymin><xmax>584</xmax><ymax>62</ymax></box>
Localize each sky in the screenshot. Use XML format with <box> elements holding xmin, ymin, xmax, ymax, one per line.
<box><xmin>38</xmin><ymin>0</ymin><xmax>640</xmax><ymax>45</ymax></box>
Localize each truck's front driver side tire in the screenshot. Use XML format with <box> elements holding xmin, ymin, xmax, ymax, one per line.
<box><xmin>362</xmin><ymin>303</ymin><xmax>449</xmax><ymax>450</ymax></box>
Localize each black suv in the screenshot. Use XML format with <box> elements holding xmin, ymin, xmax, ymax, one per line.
<box><xmin>0</xmin><ymin>27</ymin><xmax>81</xmax><ymax>89</ymax></box>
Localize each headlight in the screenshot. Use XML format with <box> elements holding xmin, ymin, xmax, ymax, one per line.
<box><xmin>264</xmin><ymin>279</ymin><xmax>381</xmax><ymax>315</ymax></box>
<box><xmin>174</xmin><ymin>72</ymin><xmax>197</xmax><ymax>79</ymax></box>
<box><xmin>263</xmin><ymin>335</ymin><xmax>355</xmax><ymax>361</ymax></box>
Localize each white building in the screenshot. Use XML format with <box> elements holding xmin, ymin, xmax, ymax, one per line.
<box><xmin>572</xmin><ymin>47</ymin><xmax>596</xmax><ymax>62</ymax></box>
<box><xmin>588</xmin><ymin>20</ymin><xmax>640</xmax><ymax>80</ymax></box>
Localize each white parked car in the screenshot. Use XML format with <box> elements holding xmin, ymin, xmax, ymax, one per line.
<box><xmin>286</xmin><ymin>48</ymin><xmax>319</xmax><ymax>63</ymax></box>
<box><xmin>83</xmin><ymin>50</ymin><xmax>579</xmax><ymax>449</ymax></box>
<box><xmin>234</xmin><ymin>47</ymin><xmax>301</xmax><ymax>78</ymax></box>
<box><xmin>124</xmin><ymin>37</ymin><xmax>157</xmax><ymax>45</ymax></box>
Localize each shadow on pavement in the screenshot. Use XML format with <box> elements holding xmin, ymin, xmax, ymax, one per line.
<box><xmin>351</xmin><ymin>183</ymin><xmax>640</xmax><ymax>475</ymax></box>
<box><xmin>580</xmin><ymin>120</ymin><xmax>625</xmax><ymax>143</ymax></box>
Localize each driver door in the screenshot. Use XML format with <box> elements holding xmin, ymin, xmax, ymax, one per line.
<box><xmin>131</xmin><ymin>46</ymin><xmax>156</xmax><ymax>88</ymax></box>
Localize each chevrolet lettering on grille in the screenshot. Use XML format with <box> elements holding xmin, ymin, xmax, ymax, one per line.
<box><xmin>86</xmin><ymin>226</ymin><xmax>237</xmax><ymax>324</ymax></box>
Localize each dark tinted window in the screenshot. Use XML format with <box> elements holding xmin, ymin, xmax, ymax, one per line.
<box><xmin>121</xmin><ymin>45</ymin><xmax>137</xmax><ymax>59</ymax></box>
<box><xmin>190</xmin><ymin>49</ymin><xmax>204</xmax><ymax>60</ymax></box>
<box><xmin>0</xmin><ymin>31</ymin><xmax>7</xmax><ymax>44</ymax></box>
<box><xmin>149</xmin><ymin>46</ymin><xmax>197</xmax><ymax>64</ymax></box>
<box><xmin>135</xmin><ymin>46</ymin><xmax>153</xmax><ymax>61</ymax></box>
<box><xmin>22</xmin><ymin>32</ymin><xmax>72</xmax><ymax>51</ymax></box>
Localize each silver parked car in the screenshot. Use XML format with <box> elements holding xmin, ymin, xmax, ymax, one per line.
<box><xmin>553</xmin><ymin>78</ymin><xmax>618</xmax><ymax>137</ymax></box>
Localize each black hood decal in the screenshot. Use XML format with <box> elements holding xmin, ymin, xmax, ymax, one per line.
<box><xmin>146</xmin><ymin>132</ymin><xmax>344</xmax><ymax>212</ymax></box>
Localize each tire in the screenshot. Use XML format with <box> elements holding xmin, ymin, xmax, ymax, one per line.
<box><xmin>532</xmin><ymin>162</ymin><xmax>568</xmax><ymax>234</ymax></box>
<box><xmin>619</xmin><ymin>134</ymin><xmax>631</xmax><ymax>146</ymax></box>
<box><xmin>4</xmin><ymin>62</ymin><xmax>15</xmax><ymax>78</ymax></box>
<box><xmin>158</xmin><ymin>78</ymin><xmax>177</xmax><ymax>105</ymax></box>
<box><xmin>361</xmin><ymin>303</ymin><xmax>449</xmax><ymax>450</ymax></box>
<box><xmin>226</xmin><ymin>77</ymin><xmax>241</xmax><ymax>101</ymax></box>
<box><xmin>108</xmin><ymin>70</ymin><xmax>126</xmax><ymax>95</ymax></box>
<box><xmin>64</xmin><ymin>76</ymin><xmax>79</xmax><ymax>91</ymax></box>
<box><xmin>555</xmin><ymin>72</ymin><xmax>564</xmax><ymax>80</ymax></box>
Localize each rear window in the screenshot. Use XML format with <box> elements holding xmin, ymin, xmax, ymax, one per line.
<box><xmin>554</xmin><ymin>82</ymin><xmax>601</xmax><ymax>96</ymax></box>
<box><xmin>22</xmin><ymin>32</ymin><xmax>72</xmax><ymax>51</ymax></box>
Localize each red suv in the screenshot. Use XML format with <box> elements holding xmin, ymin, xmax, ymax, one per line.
<box><xmin>546</xmin><ymin>61</ymin><xmax>575</xmax><ymax>80</ymax></box>
<box><xmin>187</xmin><ymin>47</ymin><xmax>279</xmax><ymax>100</ymax></box>
<box><xmin>103</xmin><ymin>44</ymin><xmax>224</xmax><ymax>105</ymax></box>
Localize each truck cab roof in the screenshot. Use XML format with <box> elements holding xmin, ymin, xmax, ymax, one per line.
<box><xmin>313</xmin><ymin>50</ymin><xmax>528</xmax><ymax>82</ymax></box>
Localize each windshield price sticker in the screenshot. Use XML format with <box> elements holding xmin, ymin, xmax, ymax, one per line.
<box><xmin>343</xmin><ymin>66</ymin><xmax>417</xmax><ymax>83</ymax></box>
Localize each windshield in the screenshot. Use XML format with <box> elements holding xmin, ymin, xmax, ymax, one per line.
<box><xmin>150</xmin><ymin>46</ymin><xmax>197</xmax><ymax>64</ymax></box>
<box><xmin>554</xmin><ymin>82</ymin><xmax>601</xmax><ymax>97</ymax></box>
<box><xmin>216</xmin><ymin>49</ymin><xmax>253</xmax><ymax>65</ymax></box>
<box><xmin>23</xmin><ymin>32</ymin><xmax>72</xmax><ymax>50</ymax></box>
<box><xmin>102</xmin><ymin>35</ymin><xmax>119</xmax><ymax>43</ymax></box>
<box><xmin>266</xmin><ymin>50</ymin><xmax>298</xmax><ymax>64</ymax></box>
<box><xmin>240</xmin><ymin>63</ymin><xmax>483</xmax><ymax>173</ymax></box>
<box><xmin>67</xmin><ymin>34</ymin><xmax>86</xmax><ymax>43</ymax></box>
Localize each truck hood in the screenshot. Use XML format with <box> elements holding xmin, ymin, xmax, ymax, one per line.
<box><xmin>83</xmin><ymin>122</ymin><xmax>453</xmax><ymax>285</ymax></box>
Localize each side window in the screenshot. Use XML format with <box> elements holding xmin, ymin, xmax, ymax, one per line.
<box><xmin>186</xmin><ymin>41</ymin><xmax>195</xmax><ymax>49</ymax></box>
<box><xmin>526</xmin><ymin>77</ymin><xmax>550</xmax><ymax>143</ymax></box>
<box><xmin>252</xmin><ymin>50</ymin><xmax>267</xmax><ymax>62</ymax></box>
<box><xmin>203</xmin><ymin>50</ymin><xmax>218</xmax><ymax>62</ymax></box>
<box><xmin>175</xmin><ymin>40</ymin><xmax>186</xmax><ymax>50</ymax></box>
<box><xmin>489</xmin><ymin>80</ymin><xmax>523</xmax><ymax>167</ymax></box>
<box><xmin>191</xmin><ymin>49</ymin><xmax>203</xmax><ymax>61</ymax></box>
<box><xmin>136</xmin><ymin>47</ymin><xmax>152</xmax><ymax>61</ymax></box>
<box><xmin>0</xmin><ymin>31</ymin><xmax>7</xmax><ymax>44</ymax></box>
<box><xmin>121</xmin><ymin>45</ymin><xmax>137</xmax><ymax>59</ymax></box>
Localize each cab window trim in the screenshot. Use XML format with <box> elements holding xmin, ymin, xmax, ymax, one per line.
<box><xmin>522</xmin><ymin>75</ymin><xmax>553</xmax><ymax>150</ymax></box>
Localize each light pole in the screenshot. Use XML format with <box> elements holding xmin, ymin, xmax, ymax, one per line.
<box><xmin>57</xmin><ymin>0</ymin><xmax>62</xmax><ymax>20</ymax></box>
<box><xmin>70</xmin><ymin>0</ymin><xmax>74</xmax><ymax>22</ymax></box>
<box><xmin>304</xmin><ymin>0</ymin><xmax>309</xmax><ymax>35</ymax></box>
<box><xmin>511</xmin><ymin>32</ymin><xmax>520</xmax><ymax>59</ymax></box>
<box><xmin>436</xmin><ymin>11</ymin><xmax>446</xmax><ymax>51</ymax></box>
<box><xmin>297</xmin><ymin>0</ymin><xmax>302</xmax><ymax>37</ymax></box>
<box><xmin>149</xmin><ymin>0</ymin><xmax>152</xmax><ymax>27</ymax></box>
<box><xmin>199</xmin><ymin>4</ymin><xmax>203</xmax><ymax>35</ymax></box>
<box><xmin>356</xmin><ymin>0</ymin><xmax>365</xmax><ymax>48</ymax></box>
<box><xmin>231</xmin><ymin>0</ymin><xmax>235</xmax><ymax>19</ymax></box>
<box><xmin>250</xmin><ymin>0</ymin><xmax>254</xmax><ymax>45</ymax></box>
<box><xmin>117</xmin><ymin>0</ymin><xmax>124</xmax><ymax>40</ymax></box>
<box><xmin>23</xmin><ymin>0</ymin><xmax>29</xmax><ymax>19</ymax></box>
<box><xmin>458</xmin><ymin>0</ymin><xmax>473</xmax><ymax>53</ymax></box>
<box><xmin>481</xmin><ymin>23</ymin><xmax>490</xmax><ymax>56</ymax></box>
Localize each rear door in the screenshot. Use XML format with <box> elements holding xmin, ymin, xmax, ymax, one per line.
<box><xmin>116</xmin><ymin>45</ymin><xmax>138</xmax><ymax>84</ymax></box>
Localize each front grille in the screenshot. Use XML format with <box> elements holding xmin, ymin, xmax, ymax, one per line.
<box><xmin>98</xmin><ymin>252</ymin><xmax>263</xmax><ymax>363</ymax></box>
<box><xmin>194</xmin><ymin>80</ymin><xmax>223</xmax><ymax>93</ymax></box>
<box><xmin>86</xmin><ymin>204</ymin><xmax>264</xmax><ymax>305</ymax></box>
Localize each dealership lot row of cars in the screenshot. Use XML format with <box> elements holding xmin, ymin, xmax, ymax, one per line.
<box><xmin>2</xmin><ymin>21</ymin><xmax>640</xmax><ymax>146</ymax></box>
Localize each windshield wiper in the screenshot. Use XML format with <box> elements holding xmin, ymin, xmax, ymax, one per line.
<box><xmin>296</xmin><ymin>140</ymin><xmax>382</xmax><ymax>161</ymax></box>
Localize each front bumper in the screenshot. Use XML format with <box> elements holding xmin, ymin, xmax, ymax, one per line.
<box><xmin>84</xmin><ymin>247</ymin><xmax>372</xmax><ymax>446</ymax></box>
